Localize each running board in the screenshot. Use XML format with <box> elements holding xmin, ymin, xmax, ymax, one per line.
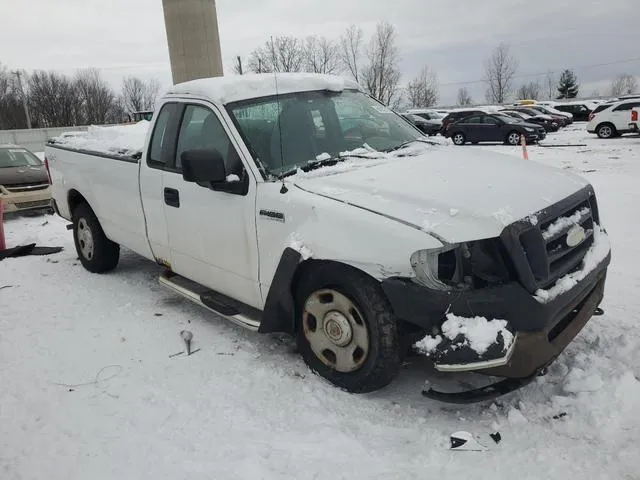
<box><xmin>159</xmin><ymin>271</ymin><xmax>262</xmax><ymax>331</ymax></box>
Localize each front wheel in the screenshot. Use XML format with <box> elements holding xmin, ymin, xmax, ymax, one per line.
<box><xmin>596</xmin><ymin>123</ymin><xmax>616</xmax><ymax>139</ymax></box>
<box><xmin>506</xmin><ymin>131</ymin><xmax>522</xmax><ymax>145</ymax></box>
<box><xmin>452</xmin><ymin>132</ymin><xmax>466</xmax><ymax>145</ymax></box>
<box><xmin>295</xmin><ymin>262</ymin><xmax>401</xmax><ymax>393</ymax></box>
<box><xmin>72</xmin><ymin>203</ymin><xmax>120</xmax><ymax>273</ymax></box>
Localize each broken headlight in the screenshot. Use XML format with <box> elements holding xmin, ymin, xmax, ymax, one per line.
<box><xmin>410</xmin><ymin>239</ymin><xmax>514</xmax><ymax>291</ymax></box>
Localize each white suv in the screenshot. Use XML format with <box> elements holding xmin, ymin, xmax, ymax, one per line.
<box><xmin>587</xmin><ymin>99</ymin><xmax>640</xmax><ymax>138</ymax></box>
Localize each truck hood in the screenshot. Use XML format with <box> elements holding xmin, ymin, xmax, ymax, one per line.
<box><xmin>0</xmin><ymin>165</ymin><xmax>48</xmax><ymax>186</ymax></box>
<box><xmin>292</xmin><ymin>145</ymin><xmax>589</xmax><ymax>243</ymax></box>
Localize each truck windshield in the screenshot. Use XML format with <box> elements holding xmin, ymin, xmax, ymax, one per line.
<box><xmin>0</xmin><ymin>148</ymin><xmax>42</xmax><ymax>168</ymax></box>
<box><xmin>227</xmin><ymin>89</ymin><xmax>422</xmax><ymax>178</ymax></box>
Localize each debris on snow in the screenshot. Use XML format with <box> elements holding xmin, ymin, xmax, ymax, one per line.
<box><xmin>541</xmin><ymin>207</ymin><xmax>590</xmax><ymax>240</ymax></box>
<box><xmin>535</xmin><ymin>224</ymin><xmax>610</xmax><ymax>303</ymax></box>
<box><xmin>489</xmin><ymin>432</ymin><xmax>502</xmax><ymax>444</ymax></box>
<box><xmin>289</xmin><ymin>233</ymin><xmax>313</xmax><ymax>260</ymax></box>
<box><xmin>449</xmin><ymin>431</ymin><xmax>488</xmax><ymax>451</ymax></box>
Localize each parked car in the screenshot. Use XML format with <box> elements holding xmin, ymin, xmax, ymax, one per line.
<box><xmin>0</xmin><ymin>145</ymin><xmax>52</xmax><ymax>214</ymax></box>
<box><xmin>587</xmin><ymin>99</ymin><xmax>640</xmax><ymax>138</ymax></box>
<box><xmin>440</xmin><ymin>108</ymin><xmax>497</xmax><ymax>133</ymax></box>
<box><xmin>526</xmin><ymin>105</ymin><xmax>573</xmax><ymax>125</ymax></box>
<box><xmin>553</xmin><ymin>102</ymin><xmax>597</xmax><ymax>122</ymax></box>
<box><xmin>445</xmin><ymin>112</ymin><xmax>546</xmax><ymax>145</ymax></box>
<box><xmin>406</xmin><ymin>109</ymin><xmax>444</xmax><ymax>121</ymax></box>
<box><xmin>501</xmin><ymin>109</ymin><xmax>560</xmax><ymax>132</ymax></box>
<box><xmin>400</xmin><ymin>113</ymin><xmax>441</xmax><ymax>135</ymax></box>
<box><xmin>45</xmin><ymin>73</ymin><xmax>610</xmax><ymax>401</ymax></box>
<box><xmin>629</xmin><ymin>108</ymin><xmax>639</xmax><ymax>133</ymax></box>
<box><xmin>512</xmin><ymin>106</ymin><xmax>569</xmax><ymax>127</ymax></box>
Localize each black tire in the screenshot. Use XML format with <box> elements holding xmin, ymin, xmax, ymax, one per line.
<box><xmin>452</xmin><ymin>132</ymin><xmax>466</xmax><ymax>145</ymax></box>
<box><xmin>596</xmin><ymin>123</ymin><xmax>616</xmax><ymax>139</ymax></box>
<box><xmin>72</xmin><ymin>202</ymin><xmax>120</xmax><ymax>273</ymax></box>
<box><xmin>295</xmin><ymin>262</ymin><xmax>401</xmax><ymax>393</ymax></box>
<box><xmin>506</xmin><ymin>131</ymin><xmax>521</xmax><ymax>145</ymax></box>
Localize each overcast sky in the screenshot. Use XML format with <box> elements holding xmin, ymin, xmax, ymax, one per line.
<box><xmin>2</xmin><ymin>0</ymin><xmax>638</xmax><ymax>104</ymax></box>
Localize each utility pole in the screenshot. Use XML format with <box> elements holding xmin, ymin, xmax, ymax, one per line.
<box><xmin>236</xmin><ymin>56</ymin><xmax>243</xmax><ymax>75</ymax></box>
<box><xmin>12</xmin><ymin>70</ymin><xmax>32</xmax><ymax>129</ymax></box>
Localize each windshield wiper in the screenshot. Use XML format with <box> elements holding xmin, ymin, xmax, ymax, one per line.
<box><xmin>385</xmin><ymin>138</ymin><xmax>436</xmax><ymax>153</ymax></box>
<box><xmin>279</xmin><ymin>155</ymin><xmax>346</xmax><ymax>179</ymax></box>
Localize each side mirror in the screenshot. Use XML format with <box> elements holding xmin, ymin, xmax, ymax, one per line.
<box><xmin>181</xmin><ymin>149</ymin><xmax>226</xmax><ymax>184</ymax></box>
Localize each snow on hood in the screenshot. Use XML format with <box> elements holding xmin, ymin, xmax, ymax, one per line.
<box><xmin>292</xmin><ymin>144</ymin><xmax>589</xmax><ymax>243</ymax></box>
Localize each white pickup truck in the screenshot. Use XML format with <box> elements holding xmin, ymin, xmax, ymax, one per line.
<box><xmin>46</xmin><ymin>73</ymin><xmax>611</xmax><ymax>402</ymax></box>
<box><xmin>630</xmin><ymin>107</ymin><xmax>639</xmax><ymax>133</ymax></box>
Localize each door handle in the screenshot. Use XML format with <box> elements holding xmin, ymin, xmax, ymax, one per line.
<box><xmin>164</xmin><ymin>187</ymin><xmax>180</xmax><ymax>208</ymax></box>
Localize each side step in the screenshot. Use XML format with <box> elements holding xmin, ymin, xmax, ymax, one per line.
<box><xmin>159</xmin><ymin>271</ymin><xmax>262</xmax><ymax>331</ymax></box>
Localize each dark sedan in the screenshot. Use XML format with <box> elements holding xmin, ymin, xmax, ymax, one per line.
<box><xmin>444</xmin><ymin>113</ymin><xmax>546</xmax><ymax>145</ymax></box>
<box><xmin>501</xmin><ymin>109</ymin><xmax>560</xmax><ymax>132</ymax></box>
<box><xmin>400</xmin><ymin>113</ymin><xmax>441</xmax><ymax>135</ymax></box>
<box><xmin>512</xmin><ymin>107</ymin><xmax>569</xmax><ymax>127</ymax></box>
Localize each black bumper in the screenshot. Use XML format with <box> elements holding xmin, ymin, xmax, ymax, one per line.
<box><xmin>381</xmin><ymin>252</ymin><xmax>610</xmax><ymax>379</ymax></box>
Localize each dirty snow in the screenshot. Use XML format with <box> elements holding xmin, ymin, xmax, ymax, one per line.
<box><xmin>49</xmin><ymin>121</ymin><xmax>149</xmax><ymax>157</ymax></box>
<box><xmin>440</xmin><ymin>314</ymin><xmax>514</xmax><ymax>355</ymax></box>
<box><xmin>541</xmin><ymin>207</ymin><xmax>590</xmax><ymax>240</ymax></box>
<box><xmin>535</xmin><ymin>223</ymin><xmax>611</xmax><ymax>303</ymax></box>
<box><xmin>3</xmin><ymin>125</ymin><xmax>640</xmax><ymax>480</ymax></box>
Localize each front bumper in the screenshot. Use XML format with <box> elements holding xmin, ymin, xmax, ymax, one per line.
<box><xmin>382</xmin><ymin>252</ymin><xmax>609</xmax><ymax>379</ymax></box>
<box><xmin>0</xmin><ymin>185</ymin><xmax>53</xmax><ymax>213</ymax></box>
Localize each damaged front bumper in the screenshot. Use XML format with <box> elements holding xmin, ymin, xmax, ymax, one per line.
<box><xmin>382</xmin><ymin>252</ymin><xmax>610</xmax><ymax>384</ymax></box>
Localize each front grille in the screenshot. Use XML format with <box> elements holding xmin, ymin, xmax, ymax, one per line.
<box><xmin>16</xmin><ymin>200</ymin><xmax>51</xmax><ymax>209</ymax></box>
<box><xmin>500</xmin><ymin>187</ymin><xmax>599</xmax><ymax>293</ymax></box>
<box><xmin>5</xmin><ymin>183</ymin><xmax>50</xmax><ymax>193</ymax></box>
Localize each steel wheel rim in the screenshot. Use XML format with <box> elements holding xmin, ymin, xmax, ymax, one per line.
<box><xmin>509</xmin><ymin>133</ymin><xmax>520</xmax><ymax>145</ymax></box>
<box><xmin>453</xmin><ymin>134</ymin><xmax>464</xmax><ymax>144</ymax></box>
<box><xmin>600</xmin><ymin>126</ymin><xmax>611</xmax><ymax>138</ymax></box>
<box><xmin>302</xmin><ymin>289</ymin><xmax>369</xmax><ymax>373</ymax></box>
<box><xmin>77</xmin><ymin>218</ymin><xmax>94</xmax><ymax>261</ymax></box>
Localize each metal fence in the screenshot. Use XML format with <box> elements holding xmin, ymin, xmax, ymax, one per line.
<box><xmin>0</xmin><ymin>126</ymin><xmax>89</xmax><ymax>153</ymax></box>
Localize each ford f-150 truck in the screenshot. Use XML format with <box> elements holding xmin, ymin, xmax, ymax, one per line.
<box><xmin>45</xmin><ymin>73</ymin><xmax>611</xmax><ymax>402</ymax></box>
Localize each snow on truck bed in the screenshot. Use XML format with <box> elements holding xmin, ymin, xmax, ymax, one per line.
<box><xmin>49</xmin><ymin>120</ymin><xmax>149</xmax><ymax>157</ymax></box>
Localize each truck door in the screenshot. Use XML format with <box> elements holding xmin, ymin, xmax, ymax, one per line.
<box><xmin>161</xmin><ymin>102</ymin><xmax>262</xmax><ymax>309</ymax></box>
<box><xmin>139</xmin><ymin>102</ymin><xmax>182</xmax><ymax>266</ymax></box>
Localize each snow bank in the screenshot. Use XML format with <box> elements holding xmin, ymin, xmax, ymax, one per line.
<box><xmin>542</xmin><ymin>207</ymin><xmax>590</xmax><ymax>240</ymax></box>
<box><xmin>50</xmin><ymin>121</ymin><xmax>150</xmax><ymax>157</ymax></box>
<box><xmin>535</xmin><ymin>224</ymin><xmax>610</xmax><ymax>303</ymax></box>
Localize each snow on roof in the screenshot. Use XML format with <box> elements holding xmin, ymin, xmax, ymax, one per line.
<box><xmin>166</xmin><ymin>73</ymin><xmax>362</xmax><ymax>105</ymax></box>
<box><xmin>49</xmin><ymin>121</ymin><xmax>150</xmax><ymax>158</ymax></box>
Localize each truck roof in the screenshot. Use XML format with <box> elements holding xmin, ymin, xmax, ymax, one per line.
<box><xmin>166</xmin><ymin>73</ymin><xmax>362</xmax><ymax>105</ymax></box>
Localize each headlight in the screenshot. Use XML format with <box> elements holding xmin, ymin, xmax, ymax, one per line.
<box><xmin>525</xmin><ymin>127</ymin><xmax>534</xmax><ymax>132</ymax></box>
<box><xmin>411</xmin><ymin>239</ymin><xmax>514</xmax><ymax>291</ymax></box>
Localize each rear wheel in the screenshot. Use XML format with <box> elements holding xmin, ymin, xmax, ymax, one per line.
<box><xmin>506</xmin><ymin>131</ymin><xmax>522</xmax><ymax>145</ymax></box>
<box><xmin>72</xmin><ymin>203</ymin><xmax>120</xmax><ymax>273</ymax></box>
<box><xmin>452</xmin><ymin>132</ymin><xmax>466</xmax><ymax>145</ymax></box>
<box><xmin>295</xmin><ymin>262</ymin><xmax>401</xmax><ymax>393</ymax></box>
<box><xmin>596</xmin><ymin>123</ymin><xmax>616</xmax><ymax>139</ymax></box>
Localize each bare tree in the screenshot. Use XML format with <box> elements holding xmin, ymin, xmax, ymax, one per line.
<box><xmin>75</xmin><ymin>68</ymin><xmax>116</xmax><ymax>125</ymax></box>
<box><xmin>406</xmin><ymin>66</ymin><xmax>439</xmax><ymax>108</ymax></box>
<box><xmin>339</xmin><ymin>25</ymin><xmax>364</xmax><ymax>82</ymax></box>
<box><xmin>484</xmin><ymin>43</ymin><xmax>518</xmax><ymax>104</ymax></box>
<box><xmin>516</xmin><ymin>80</ymin><xmax>541</xmax><ymax>100</ymax></box>
<box><xmin>361</xmin><ymin>22</ymin><xmax>402</xmax><ymax>106</ymax></box>
<box><xmin>233</xmin><ymin>56</ymin><xmax>244</xmax><ymax>75</ymax></box>
<box><xmin>0</xmin><ymin>63</ymin><xmax>29</xmax><ymax>129</ymax></box>
<box><xmin>457</xmin><ymin>87</ymin><xmax>472</xmax><ymax>106</ymax></box>
<box><xmin>121</xmin><ymin>76</ymin><xmax>160</xmax><ymax>115</ymax></box>
<box><xmin>28</xmin><ymin>70</ymin><xmax>83</xmax><ymax>127</ymax></box>
<box><xmin>304</xmin><ymin>36</ymin><xmax>339</xmax><ymax>74</ymax></box>
<box><xmin>544</xmin><ymin>71</ymin><xmax>556</xmax><ymax>100</ymax></box>
<box><xmin>610</xmin><ymin>73</ymin><xmax>639</xmax><ymax>96</ymax></box>
<box><xmin>247</xmin><ymin>36</ymin><xmax>305</xmax><ymax>73</ymax></box>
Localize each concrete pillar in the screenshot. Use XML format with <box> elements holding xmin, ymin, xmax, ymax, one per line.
<box><xmin>162</xmin><ymin>0</ymin><xmax>224</xmax><ymax>85</ymax></box>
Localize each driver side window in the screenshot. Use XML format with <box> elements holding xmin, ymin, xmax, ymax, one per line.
<box><xmin>175</xmin><ymin>105</ymin><xmax>245</xmax><ymax>178</ymax></box>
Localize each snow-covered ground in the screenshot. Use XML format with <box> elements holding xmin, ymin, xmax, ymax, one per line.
<box><xmin>2</xmin><ymin>125</ymin><xmax>640</xmax><ymax>479</ymax></box>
